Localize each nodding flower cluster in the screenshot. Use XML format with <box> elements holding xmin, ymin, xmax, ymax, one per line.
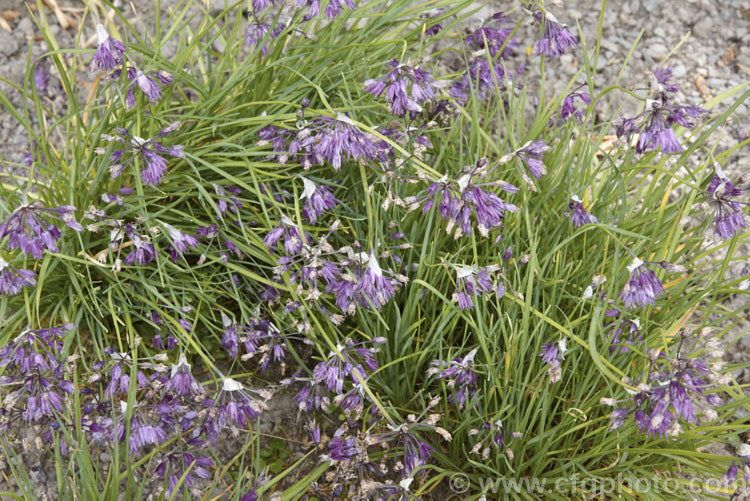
<box><xmin>299</xmin><ymin>177</ymin><xmax>339</xmax><ymax>224</ymax></box>
<box><xmin>532</xmin><ymin>12</ymin><xmax>578</xmax><ymax>57</ymax></box>
<box><xmin>266</xmin><ymin>219</ymin><xmax>407</xmax><ymax>316</ymax></box>
<box><xmin>428</xmin><ymin>348</ymin><xmax>479</xmax><ymax>409</ymax></box>
<box><xmin>466</xmin><ymin>12</ymin><xmax>517</xmax><ymax>57</ymax></box>
<box><xmin>565</xmin><ymin>195</ymin><xmax>598</xmax><ymax>228</ymax></box>
<box><xmin>0</xmin><ymin>197</ymin><xmax>82</xmax><ymax>295</ymax></box>
<box><xmin>450</xmin><ymin>264</ymin><xmax>505</xmax><ymax>311</ymax></box>
<box><xmin>420</xmin><ymin>158</ymin><xmax>519</xmax><ymax>239</ymax></box>
<box><xmin>83</xmin><ymin>205</ymin><xmax>185</xmax><ymax>270</ymax></box>
<box><xmin>294</xmin><ymin>337</ymin><xmax>385</xmax><ymax>417</ymax></box>
<box><xmin>449</xmin><ymin>11</ymin><xmax>524</xmax><ymax>104</ymax></box>
<box><xmin>97</xmin><ymin>122</ymin><xmax>184</xmax><ymax>187</ymax></box>
<box><xmin>603</xmin><ymin>309</ymin><xmax>643</xmax><ymax>354</ymax></box>
<box><xmin>364</xmin><ymin>60</ymin><xmax>439</xmax><ymax>116</ymax></box>
<box><xmin>539</xmin><ymin>339</ymin><xmax>567</xmax><ymax>383</ymax></box>
<box><xmin>245</xmin><ymin>19</ymin><xmax>285</xmax><ymax>56</ymax></box>
<box><xmin>604</xmin><ymin>338</ymin><xmax>726</xmax><ymax>438</ymax></box>
<box><xmin>220</xmin><ymin>312</ymin><xmax>308</xmax><ymax>372</ymax></box>
<box><xmin>0</xmin><ymin>325</ymin><xmax>76</xmax><ymax>425</ymax></box>
<box><xmin>618</xmin><ymin>258</ymin><xmax>665</xmax><ymax>309</ymax></box>
<box><xmin>704</xmin><ymin>164</ymin><xmax>748</xmax><ymax>240</ymax></box>
<box><xmin>0</xmin><ymin>257</ymin><xmax>36</xmax><ymax>295</ymax></box>
<box><xmin>614</xmin><ymin>67</ymin><xmax>705</xmax><ymax>155</ymax></box>
<box><xmin>258</xmin><ymin>112</ymin><xmax>389</xmax><ymax>171</ymax></box>
<box><xmin>0</xmin><ymin>197</ymin><xmax>82</xmax><ymax>259</ymax></box>
<box><xmin>551</xmin><ymin>88</ymin><xmax>591</xmax><ymax>126</ymax></box>
<box><xmin>90</xmin><ymin>25</ymin><xmax>174</xmax><ymax>108</ymax></box>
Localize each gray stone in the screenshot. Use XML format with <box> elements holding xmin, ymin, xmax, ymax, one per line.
<box><xmin>16</xmin><ymin>18</ymin><xmax>34</xmax><ymax>37</ymax></box>
<box><xmin>0</xmin><ymin>30</ymin><xmax>19</xmax><ymax>56</ymax></box>
<box><xmin>647</xmin><ymin>42</ymin><xmax>668</xmax><ymax>61</ymax></box>
<box><xmin>693</xmin><ymin>16</ymin><xmax>714</xmax><ymax>39</ymax></box>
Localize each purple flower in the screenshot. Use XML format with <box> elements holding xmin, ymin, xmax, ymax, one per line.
<box><xmin>221</xmin><ymin>313</ymin><xmax>241</xmax><ymax>359</ymax></box>
<box><xmin>614</xmin><ymin>70</ymin><xmax>706</xmax><ymax>156</ymax></box>
<box><xmin>0</xmin><ymin>325</ymin><xmax>75</xmax><ymax>424</ymax></box>
<box><xmin>263</xmin><ymin>215</ymin><xmax>312</xmax><ymax>255</ymax></box>
<box><xmin>603</xmin><ymin>309</ymin><xmax>642</xmax><ymax>354</ymax></box>
<box><xmin>653</xmin><ymin>67</ymin><xmax>679</xmax><ymax>94</ymax></box>
<box><xmin>134</xmin><ymin>68</ymin><xmax>171</xmax><ymax>103</ymax></box>
<box><xmin>33</xmin><ymin>58</ymin><xmax>51</xmax><ymax>94</ymax></box>
<box><xmin>297</xmin><ymin>337</ymin><xmax>384</xmax><ymax>412</ymax></box>
<box><xmin>245</xmin><ymin>21</ymin><xmax>284</xmax><ymax>56</ymax></box>
<box><xmin>213</xmin><ymin>184</ymin><xmax>244</xmax><ymax>220</ymax></box>
<box><xmin>300</xmin><ymin>177</ymin><xmax>338</xmax><ymax>224</ymax></box>
<box><xmin>323</xmin><ymin>0</ymin><xmax>355</xmax><ymax>19</ymax></box>
<box><xmin>328</xmin><ymin>252</ymin><xmax>401</xmax><ymax>314</ymax></box>
<box><xmin>91</xmin><ymin>24</ymin><xmax>126</xmax><ymax>72</ymax></box>
<box><xmin>450</xmin><ymin>59</ymin><xmax>522</xmax><ymax>104</ymax></box>
<box><xmin>465</xmin><ymin>12</ymin><xmax>517</xmax><ymax>57</ymax></box>
<box><xmin>552</xmin><ymin>90</ymin><xmax>591</xmax><ymax>125</ymax></box>
<box><xmin>451</xmin><ymin>266</ymin><xmax>501</xmax><ymax>310</ymax></box>
<box><xmin>113</xmin><ymin>405</ymin><xmax>168</xmax><ymax>456</ymax></box>
<box><xmin>102</xmin><ymin>351</ymin><xmax>149</xmax><ymax>398</ymax></box>
<box><xmin>0</xmin><ymin>257</ymin><xmax>37</xmax><ymax>295</ymax></box>
<box><xmin>123</xmin><ymin>231</ymin><xmax>157</xmax><ymax>266</ymax></box>
<box><xmin>533</xmin><ymin>12</ymin><xmax>578</xmax><ymax>57</ymax></box>
<box><xmin>515</xmin><ymin>140</ymin><xmax>550</xmax><ymax>189</ymax></box>
<box><xmin>428</xmin><ymin>349</ymin><xmax>478</xmax><ymax>409</ymax></box>
<box><xmin>565</xmin><ymin>195</ymin><xmax>598</xmax><ymax>228</ymax></box>
<box><xmin>364</xmin><ymin>60</ymin><xmax>438</xmax><ymax>116</ymax></box>
<box><xmin>326</xmin><ymin>431</ymin><xmax>360</xmax><ymax>461</ymax></box>
<box><xmin>420</xmin><ymin>8</ymin><xmax>444</xmax><ymax>37</ymax></box>
<box><xmin>539</xmin><ymin>339</ymin><xmax>566</xmax><ymax>383</ymax></box>
<box><xmin>421</xmin><ymin>161</ymin><xmax>518</xmax><ymax>238</ymax></box>
<box><xmin>0</xmin><ymin>325</ymin><xmax>72</xmax><ymax>374</ymax></box>
<box><xmin>724</xmin><ymin>462</ymin><xmax>738</xmax><ymax>485</ymax></box>
<box><xmin>384</xmin><ymin>420</ymin><xmax>441</xmax><ymax>478</ymax></box>
<box><xmin>99</xmin><ymin>123</ymin><xmax>184</xmax><ymax>186</ymax></box>
<box><xmin>619</xmin><ymin>258</ymin><xmax>664</xmax><ymax>309</ymax></box>
<box><xmin>202</xmin><ymin>378</ymin><xmax>269</xmax><ymax>443</ymax></box>
<box><xmin>21</xmin><ymin>376</ymin><xmax>69</xmax><ymax>422</ymax></box>
<box><xmin>258</xmin><ymin>113</ymin><xmax>385</xmax><ymax>170</ymax></box>
<box><xmin>604</xmin><ymin>341</ymin><xmax>721</xmax><ymax>438</ymax></box>
<box><xmin>163</xmin><ymin>223</ymin><xmax>199</xmax><ymax>262</ymax></box>
<box><xmin>165</xmin><ymin>353</ymin><xmax>203</xmax><ymax>398</ymax></box>
<box><xmin>357</xmin><ymin>252</ymin><xmax>395</xmax><ymax>309</ymax></box>
<box><xmin>705</xmin><ymin>167</ymin><xmax>748</xmax><ymax>239</ymax></box>
<box><xmin>252</xmin><ymin>0</ymin><xmax>275</xmax><ymax>9</ymax></box>
<box><xmin>196</xmin><ymin>224</ymin><xmax>242</xmax><ymax>263</ymax></box>
<box><xmin>241</xmin><ymin>318</ymin><xmax>290</xmax><ymax>371</ymax></box>
<box><xmin>155</xmin><ymin>450</ymin><xmax>212</xmax><ymax>497</ymax></box>
<box><xmin>0</xmin><ymin>199</ymin><xmax>83</xmax><ymax>259</ymax></box>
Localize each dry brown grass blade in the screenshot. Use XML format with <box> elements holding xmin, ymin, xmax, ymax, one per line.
<box><xmin>0</xmin><ymin>9</ymin><xmax>22</xmax><ymax>32</ymax></box>
<box><xmin>42</xmin><ymin>0</ymin><xmax>77</xmax><ymax>30</ymax></box>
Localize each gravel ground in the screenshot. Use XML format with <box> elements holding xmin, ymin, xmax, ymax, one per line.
<box><xmin>0</xmin><ymin>0</ymin><xmax>748</xmax><ymax>498</ymax></box>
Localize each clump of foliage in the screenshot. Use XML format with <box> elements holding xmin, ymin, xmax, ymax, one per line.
<box><xmin>1</xmin><ymin>0</ymin><xmax>749</xmax><ymax>499</ymax></box>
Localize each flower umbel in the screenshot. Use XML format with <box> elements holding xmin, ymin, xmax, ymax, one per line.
<box><xmin>90</xmin><ymin>24</ymin><xmax>126</xmax><ymax>72</ymax></box>
<box><xmin>364</xmin><ymin>60</ymin><xmax>438</xmax><ymax>116</ymax></box>
<box><xmin>532</xmin><ymin>12</ymin><xmax>578</xmax><ymax>57</ymax></box>
<box><xmin>619</xmin><ymin>258</ymin><xmax>665</xmax><ymax>309</ymax></box>
<box><xmin>0</xmin><ymin>257</ymin><xmax>37</xmax><ymax>295</ymax></box>
<box><xmin>98</xmin><ymin>122</ymin><xmax>184</xmax><ymax>186</ymax></box>
<box><xmin>0</xmin><ymin>198</ymin><xmax>83</xmax><ymax>259</ymax></box>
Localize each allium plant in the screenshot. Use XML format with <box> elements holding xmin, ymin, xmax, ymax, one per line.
<box><xmin>1</xmin><ymin>0</ymin><xmax>749</xmax><ymax>499</ymax></box>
